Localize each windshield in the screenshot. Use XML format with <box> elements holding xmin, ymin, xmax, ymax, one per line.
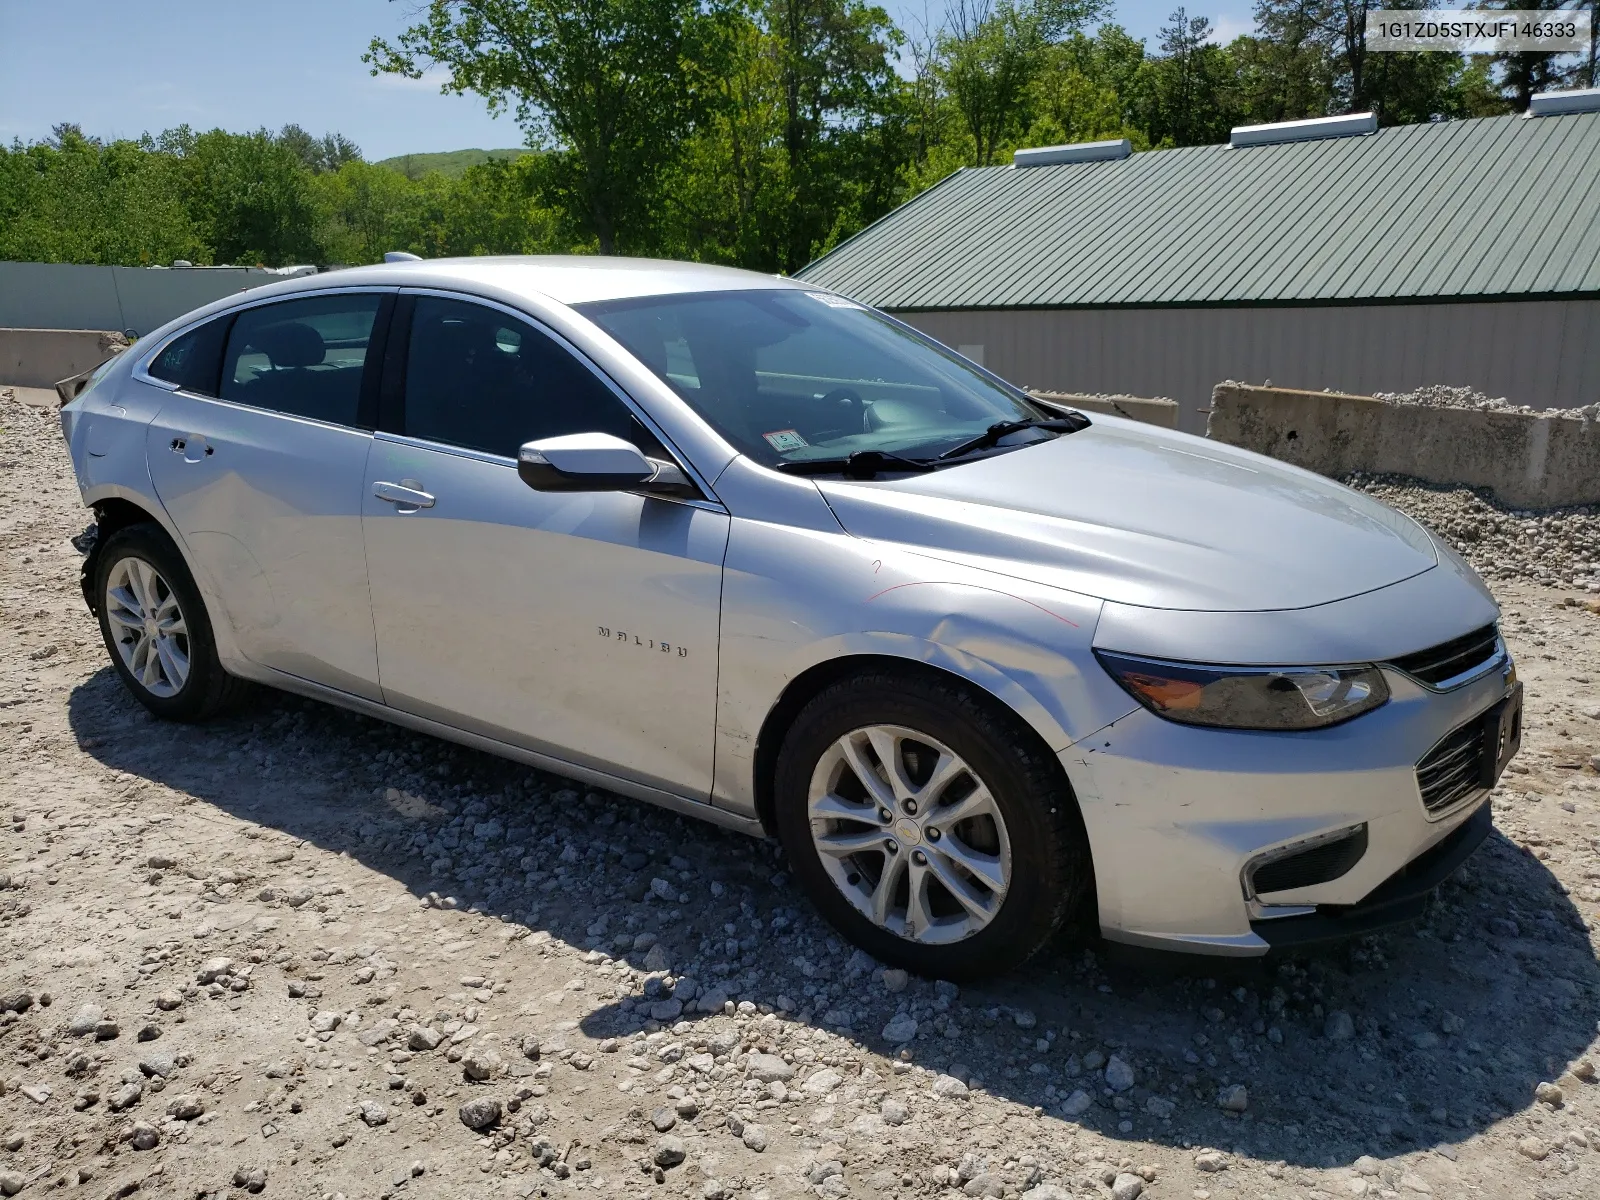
<box><xmin>577</xmin><ymin>289</ymin><xmax>1044</xmax><ymax>468</ymax></box>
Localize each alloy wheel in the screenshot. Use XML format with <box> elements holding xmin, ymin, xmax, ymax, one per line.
<box><xmin>807</xmin><ymin>724</ymin><xmax>1011</xmax><ymax>944</ymax></box>
<box><xmin>104</xmin><ymin>556</ymin><xmax>191</xmax><ymax>698</ymax></box>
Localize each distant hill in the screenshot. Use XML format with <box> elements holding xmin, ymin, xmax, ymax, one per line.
<box><xmin>375</xmin><ymin>148</ymin><xmax>531</xmax><ymax>180</ymax></box>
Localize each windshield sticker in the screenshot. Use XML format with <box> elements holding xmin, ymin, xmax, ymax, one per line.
<box><xmin>804</xmin><ymin>291</ymin><xmax>864</xmax><ymax>310</ymax></box>
<box><xmin>762</xmin><ymin>429</ymin><xmax>810</xmax><ymax>452</ymax></box>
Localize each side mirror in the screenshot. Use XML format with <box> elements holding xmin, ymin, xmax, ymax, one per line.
<box><xmin>517</xmin><ymin>432</ymin><xmax>697</xmax><ymax>498</ymax></box>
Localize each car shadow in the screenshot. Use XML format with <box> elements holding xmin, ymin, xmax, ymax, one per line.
<box><xmin>66</xmin><ymin>665</ymin><xmax>1600</xmax><ymax>1173</ymax></box>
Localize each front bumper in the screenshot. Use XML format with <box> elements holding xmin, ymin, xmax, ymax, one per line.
<box><xmin>1249</xmin><ymin>798</ymin><xmax>1490</xmax><ymax>949</ymax></box>
<box><xmin>1063</xmin><ymin>657</ymin><xmax>1515</xmax><ymax>956</ymax></box>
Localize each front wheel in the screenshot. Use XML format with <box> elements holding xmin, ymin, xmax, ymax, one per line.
<box><xmin>95</xmin><ymin>523</ymin><xmax>250</xmax><ymax>721</ymax></box>
<box><xmin>774</xmin><ymin>670</ymin><xmax>1093</xmax><ymax>980</ymax></box>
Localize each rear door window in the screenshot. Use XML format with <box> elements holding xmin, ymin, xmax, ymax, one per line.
<box><xmin>220</xmin><ymin>293</ymin><xmax>385</xmax><ymax>426</ymax></box>
<box><xmin>147</xmin><ymin>317</ymin><xmax>229</xmax><ymax>395</ymax></box>
<box><xmin>401</xmin><ymin>295</ymin><xmax>664</xmax><ymax>459</ymax></box>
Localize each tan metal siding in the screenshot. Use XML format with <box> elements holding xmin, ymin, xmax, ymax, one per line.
<box><xmin>899</xmin><ymin>300</ymin><xmax>1600</xmax><ymax>435</ymax></box>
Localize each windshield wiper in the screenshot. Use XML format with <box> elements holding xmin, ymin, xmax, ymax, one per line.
<box><xmin>775</xmin><ymin>450</ymin><xmax>939</xmax><ymax>480</ymax></box>
<box><xmin>935</xmin><ymin>414</ymin><xmax>1089</xmax><ymax>462</ymax></box>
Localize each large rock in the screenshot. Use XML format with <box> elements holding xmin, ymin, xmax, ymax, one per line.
<box><xmin>1216</xmin><ymin>1084</ymin><xmax>1248</xmax><ymax>1113</ymax></box>
<box><xmin>407</xmin><ymin>1024</ymin><xmax>445</xmax><ymax>1051</ymax></box>
<box><xmin>358</xmin><ymin>1018</ymin><xmax>399</xmax><ymax>1047</ymax></box>
<box><xmin>462</xmin><ymin>1045</ymin><xmax>503</xmax><ymax>1082</ymax></box>
<box><xmin>932</xmin><ymin>1074</ymin><xmax>969</xmax><ymax>1099</ymax></box>
<box><xmin>165</xmin><ymin>1094</ymin><xmax>205</xmax><ymax>1121</ymax></box>
<box><xmin>745</xmin><ymin>1053</ymin><xmax>793</xmax><ymax>1083</ymax></box>
<box><xmin>1104</xmin><ymin>1056</ymin><xmax>1135</xmax><ymax>1092</ymax></box>
<box><xmin>196</xmin><ymin>957</ymin><xmax>234</xmax><ymax>984</ymax></box>
<box><xmin>458</xmin><ymin>1097</ymin><xmax>502</xmax><ymax>1130</ymax></box>
<box><xmin>654</xmin><ymin>1135</ymin><xmax>687</xmax><ymax>1167</ymax></box>
<box><xmin>802</xmin><ymin>1068</ymin><xmax>843</xmax><ymax>1097</ymax></box>
<box><xmin>882</xmin><ymin>1013</ymin><xmax>918</xmax><ymax>1044</ymax></box>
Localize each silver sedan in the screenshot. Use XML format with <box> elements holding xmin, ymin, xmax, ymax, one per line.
<box><xmin>58</xmin><ymin>257</ymin><xmax>1520</xmax><ymax>977</ymax></box>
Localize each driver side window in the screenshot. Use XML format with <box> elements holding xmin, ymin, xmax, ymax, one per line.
<box><xmin>402</xmin><ymin>296</ymin><xmax>664</xmax><ymax>459</ymax></box>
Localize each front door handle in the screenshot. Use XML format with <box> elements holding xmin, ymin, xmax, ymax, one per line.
<box><xmin>373</xmin><ymin>480</ymin><xmax>435</xmax><ymax>510</ymax></box>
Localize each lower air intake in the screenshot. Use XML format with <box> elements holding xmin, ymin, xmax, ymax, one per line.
<box><xmin>1251</xmin><ymin>825</ymin><xmax>1368</xmax><ymax>895</ymax></box>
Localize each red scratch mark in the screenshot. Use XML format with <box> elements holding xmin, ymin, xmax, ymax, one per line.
<box><xmin>863</xmin><ymin>580</ymin><xmax>1080</xmax><ymax>627</ymax></box>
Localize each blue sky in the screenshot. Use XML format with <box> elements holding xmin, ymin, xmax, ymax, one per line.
<box><xmin>0</xmin><ymin>0</ymin><xmax>1254</xmax><ymax>161</ymax></box>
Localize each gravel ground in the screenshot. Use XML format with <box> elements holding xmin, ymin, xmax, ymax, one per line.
<box><xmin>1369</xmin><ymin>385</ymin><xmax>1600</xmax><ymax>422</ymax></box>
<box><xmin>1344</xmin><ymin>476</ymin><xmax>1600</xmax><ymax>595</ymax></box>
<box><xmin>3</xmin><ymin>392</ymin><xmax>1600</xmax><ymax>1200</ymax></box>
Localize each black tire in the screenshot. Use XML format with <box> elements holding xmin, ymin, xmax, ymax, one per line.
<box><xmin>94</xmin><ymin>522</ymin><xmax>251</xmax><ymax>721</ymax></box>
<box><xmin>774</xmin><ymin>670</ymin><xmax>1093</xmax><ymax>980</ymax></box>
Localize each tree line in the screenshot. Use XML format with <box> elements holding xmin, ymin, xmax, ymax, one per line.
<box><xmin>4</xmin><ymin>0</ymin><xmax>1594</xmax><ymax>273</ymax></box>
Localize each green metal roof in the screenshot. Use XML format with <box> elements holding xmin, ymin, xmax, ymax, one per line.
<box><xmin>796</xmin><ymin>111</ymin><xmax>1600</xmax><ymax>309</ymax></box>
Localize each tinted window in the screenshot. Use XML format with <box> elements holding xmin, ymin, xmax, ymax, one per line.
<box><xmin>220</xmin><ymin>293</ymin><xmax>384</xmax><ymax>426</ymax></box>
<box><xmin>403</xmin><ymin>296</ymin><xmax>663</xmax><ymax>459</ymax></box>
<box><xmin>580</xmin><ymin>290</ymin><xmax>1040</xmax><ymax>467</ymax></box>
<box><xmin>147</xmin><ymin>317</ymin><xmax>228</xmax><ymax>395</ymax></box>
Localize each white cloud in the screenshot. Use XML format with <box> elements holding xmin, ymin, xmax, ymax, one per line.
<box><xmin>1209</xmin><ymin>13</ymin><xmax>1255</xmax><ymax>44</ymax></box>
<box><xmin>373</xmin><ymin>65</ymin><xmax>455</xmax><ymax>91</ymax></box>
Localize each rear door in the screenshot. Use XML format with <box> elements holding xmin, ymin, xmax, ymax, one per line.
<box><xmin>143</xmin><ymin>290</ymin><xmax>392</xmax><ymax>699</ymax></box>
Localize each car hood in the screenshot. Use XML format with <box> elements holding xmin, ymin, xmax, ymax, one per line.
<box><xmin>815</xmin><ymin>417</ymin><xmax>1439</xmax><ymax>613</ymax></box>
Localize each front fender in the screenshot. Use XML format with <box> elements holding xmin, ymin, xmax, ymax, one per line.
<box><xmin>710</xmin><ymin>516</ymin><xmax>1136</xmax><ymax>818</ymax></box>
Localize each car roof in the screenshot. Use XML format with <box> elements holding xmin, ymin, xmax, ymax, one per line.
<box><xmin>269</xmin><ymin>255</ymin><xmax>806</xmax><ymax>307</ymax></box>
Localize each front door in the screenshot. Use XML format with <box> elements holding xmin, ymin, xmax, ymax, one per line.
<box><xmin>144</xmin><ymin>291</ymin><xmax>389</xmax><ymax>699</ymax></box>
<box><xmin>361</xmin><ymin>293</ymin><xmax>728</xmax><ymax>799</ymax></box>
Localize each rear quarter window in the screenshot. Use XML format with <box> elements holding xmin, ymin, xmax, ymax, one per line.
<box><xmin>146</xmin><ymin>317</ymin><xmax>229</xmax><ymax>395</ymax></box>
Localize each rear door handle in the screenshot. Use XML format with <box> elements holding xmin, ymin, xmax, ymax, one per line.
<box><xmin>373</xmin><ymin>480</ymin><xmax>435</xmax><ymax>510</ymax></box>
<box><xmin>170</xmin><ymin>435</ymin><xmax>212</xmax><ymax>463</ymax></box>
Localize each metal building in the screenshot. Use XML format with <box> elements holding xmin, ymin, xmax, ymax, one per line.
<box><xmin>796</xmin><ymin>100</ymin><xmax>1600</xmax><ymax>433</ymax></box>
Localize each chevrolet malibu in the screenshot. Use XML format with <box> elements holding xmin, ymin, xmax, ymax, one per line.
<box><xmin>59</xmin><ymin>257</ymin><xmax>1521</xmax><ymax>978</ymax></box>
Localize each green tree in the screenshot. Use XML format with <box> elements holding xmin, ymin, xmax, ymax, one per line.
<box><xmin>277</xmin><ymin>124</ymin><xmax>363</xmax><ymax>173</ymax></box>
<box><xmin>939</xmin><ymin>0</ymin><xmax>1047</xmax><ymax>165</ymax></box>
<box><xmin>658</xmin><ymin>16</ymin><xmax>785</xmax><ymax>265</ymax></box>
<box><xmin>310</xmin><ymin>158</ymin><xmax>427</xmax><ymax>262</ymax></box>
<box><xmin>365</xmin><ymin>0</ymin><xmax>729</xmax><ymax>255</ymax></box>
<box><xmin>938</xmin><ymin>0</ymin><xmax>1111</xmax><ymax>166</ymax></box>
<box><xmin>1490</xmin><ymin>0</ymin><xmax>1574</xmax><ymax>109</ymax></box>
<box><xmin>0</xmin><ymin>130</ymin><xmax>202</xmax><ymax>265</ymax></box>
<box><xmin>178</xmin><ymin>129</ymin><xmax>322</xmax><ymax>265</ymax></box>
<box><xmin>1238</xmin><ymin>0</ymin><xmax>1335</xmax><ymax>123</ymax></box>
<box><xmin>422</xmin><ymin>156</ymin><xmax>563</xmax><ymax>255</ymax></box>
<box><xmin>765</xmin><ymin>0</ymin><xmax>905</xmax><ymax>270</ymax></box>
<box><xmin>1026</xmin><ymin>31</ymin><xmax>1148</xmax><ymax>146</ymax></box>
<box><xmin>1149</xmin><ymin>7</ymin><xmax>1234</xmax><ymax>145</ymax></box>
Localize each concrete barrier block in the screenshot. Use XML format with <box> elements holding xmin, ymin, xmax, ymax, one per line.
<box><xmin>0</xmin><ymin>328</ymin><xmax>129</xmax><ymax>390</ymax></box>
<box><xmin>1031</xmin><ymin>391</ymin><xmax>1180</xmax><ymax>429</ymax></box>
<box><xmin>1207</xmin><ymin>383</ymin><xmax>1600</xmax><ymax>509</ymax></box>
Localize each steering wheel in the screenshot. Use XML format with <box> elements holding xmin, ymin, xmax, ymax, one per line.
<box><xmin>819</xmin><ymin>386</ymin><xmax>867</xmax><ymax>432</ymax></box>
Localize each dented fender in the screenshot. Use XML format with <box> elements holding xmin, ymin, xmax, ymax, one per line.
<box><xmin>709</xmin><ymin>506</ymin><xmax>1138</xmax><ymax>818</ymax></box>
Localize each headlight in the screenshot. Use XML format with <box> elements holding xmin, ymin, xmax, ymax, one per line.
<box><xmin>1095</xmin><ymin>651</ymin><xmax>1390</xmax><ymax>731</ymax></box>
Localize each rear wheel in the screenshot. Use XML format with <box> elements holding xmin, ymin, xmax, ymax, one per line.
<box><xmin>774</xmin><ymin>670</ymin><xmax>1092</xmax><ymax>979</ymax></box>
<box><xmin>95</xmin><ymin>523</ymin><xmax>249</xmax><ymax>721</ymax></box>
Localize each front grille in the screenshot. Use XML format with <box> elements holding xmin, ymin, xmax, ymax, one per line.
<box><xmin>1390</xmin><ymin>623</ymin><xmax>1500</xmax><ymax>687</ymax></box>
<box><xmin>1251</xmin><ymin>826</ymin><xmax>1368</xmax><ymax>894</ymax></box>
<box><xmin>1416</xmin><ymin>720</ymin><xmax>1488</xmax><ymax>815</ymax></box>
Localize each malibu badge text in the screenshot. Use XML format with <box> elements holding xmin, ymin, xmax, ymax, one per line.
<box><xmin>599</xmin><ymin>626</ymin><xmax>688</xmax><ymax>657</ymax></box>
